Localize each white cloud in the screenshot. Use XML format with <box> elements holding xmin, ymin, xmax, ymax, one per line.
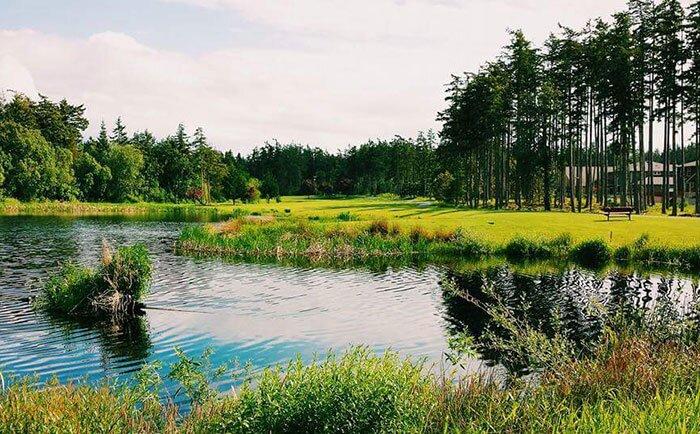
<box><xmin>0</xmin><ymin>53</ymin><xmax>39</xmax><ymax>99</ymax></box>
<box><xmin>0</xmin><ymin>1</ymin><xmax>641</xmax><ymax>153</ymax></box>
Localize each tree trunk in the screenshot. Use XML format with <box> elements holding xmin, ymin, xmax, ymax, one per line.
<box><xmin>672</xmin><ymin>102</ymin><xmax>678</xmax><ymax>216</ymax></box>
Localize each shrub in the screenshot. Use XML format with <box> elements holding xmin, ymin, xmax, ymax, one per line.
<box><xmin>337</xmin><ymin>211</ymin><xmax>358</xmax><ymax>221</ymax></box>
<box><xmin>409</xmin><ymin>225</ymin><xmax>430</xmax><ymax>243</ymax></box>
<box><xmin>503</xmin><ymin>236</ymin><xmax>548</xmax><ymax>261</ymax></box>
<box><xmin>284</xmin><ymin>208</ymin><xmax>291</xmax><ymax>213</ymax></box>
<box><xmin>570</xmin><ymin>239</ymin><xmax>612</xmax><ymax>268</ymax></box>
<box><xmin>185</xmin><ymin>348</ymin><xmax>436</xmax><ymax>433</ymax></box>
<box><xmin>368</xmin><ymin>219</ymin><xmax>389</xmax><ymax>236</ymax></box>
<box><xmin>452</xmin><ymin>237</ymin><xmax>492</xmax><ymax>258</ymax></box>
<box><xmin>433</xmin><ymin>227</ymin><xmax>458</xmax><ymax>242</ymax></box>
<box><xmin>41</xmin><ymin>263</ymin><xmax>99</xmax><ymax>314</ymax></box>
<box><xmin>102</xmin><ymin>244</ymin><xmax>153</xmax><ymax>300</ymax></box>
<box><xmin>548</xmin><ymin>233</ymin><xmax>573</xmax><ymax>256</ymax></box>
<box><xmin>388</xmin><ymin>223</ymin><xmax>401</xmax><ymax>236</ymax></box>
<box><xmin>502</xmin><ymin>234</ymin><xmax>573</xmax><ymax>262</ymax></box>
<box><xmin>614</xmin><ymin>245</ymin><xmax>633</xmax><ymax>264</ymax></box>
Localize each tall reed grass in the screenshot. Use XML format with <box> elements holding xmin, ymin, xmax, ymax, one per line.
<box><xmin>3</xmin><ymin>335</ymin><xmax>700</xmax><ymax>433</ymax></box>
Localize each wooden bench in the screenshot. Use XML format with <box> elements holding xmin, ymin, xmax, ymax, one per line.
<box><xmin>602</xmin><ymin>206</ymin><xmax>633</xmax><ymax>221</ymax></box>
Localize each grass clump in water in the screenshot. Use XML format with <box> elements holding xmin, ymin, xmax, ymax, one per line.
<box><xmin>38</xmin><ymin>241</ymin><xmax>152</xmax><ymax>317</ymax></box>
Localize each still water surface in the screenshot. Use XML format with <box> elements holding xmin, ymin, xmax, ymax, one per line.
<box><xmin>1</xmin><ymin>216</ymin><xmax>697</xmax><ymax>394</ymax></box>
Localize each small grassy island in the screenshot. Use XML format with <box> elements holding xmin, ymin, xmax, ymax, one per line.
<box><xmin>36</xmin><ymin>241</ymin><xmax>153</xmax><ymax>317</ymax></box>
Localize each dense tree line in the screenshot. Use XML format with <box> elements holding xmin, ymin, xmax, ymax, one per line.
<box><xmin>0</xmin><ymin>94</ymin><xmax>254</xmax><ymax>203</ymax></box>
<box><xmin>0</xmin><ymin>93</ymin><xmax>438</xmax><ymax>203</ymax></box>
<box><xmin>437</xmin><ymin>0</ymin><xmax>699</xmax><ymax>214</ymax></box>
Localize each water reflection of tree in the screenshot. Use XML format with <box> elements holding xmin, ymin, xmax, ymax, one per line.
<box><xmin>439</xmin><ymin>265</ymin><xmax>697</xmax><ymax>370</ymax></box>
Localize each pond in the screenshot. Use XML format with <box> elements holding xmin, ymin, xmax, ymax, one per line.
<box><xmin>1</xmin><ymin>216</ymin><xmax>697</xmax><ymax>396</ymax></box>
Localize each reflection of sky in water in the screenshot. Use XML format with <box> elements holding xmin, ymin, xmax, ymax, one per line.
<box><xmin>1</xmin><ymin>216</ymin><xmax>696</xmax><ymax>399</ymax></box>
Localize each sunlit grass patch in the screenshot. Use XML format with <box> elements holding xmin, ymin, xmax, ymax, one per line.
<box><xmin>3</xmin><ymin>196</ymin><xmax>698</xmax><ymax>247</ymax></box>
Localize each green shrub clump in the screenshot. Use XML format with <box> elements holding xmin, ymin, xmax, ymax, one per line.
<box><xmin>186</xmin><ymin>348</ymin><xmax>436</xmax><ymax>433</ymax></box>
<box><xmin>337</xmin><ymin>211</ymin><xmax>358</xmax><ymax>221</ymax></box>
<box><xmin>42</xmin><ymin>263</ymin><xmax>100</xmax><ymax>315</ymax></box>
<box><xmin>502</xmin><ymin>233</ymin><xmax>572</xmax><ymax>261</ymax></box>
<box><xmin>102</xmin><ymin>244</ymin><xmax>152</xmax><ymax>300</ymax></box>
<box><xmin>38</xmin><ymin>242</ymin><xmax>152</xmax><ymax>316</ymax></box>
<box><xmin>570</xmin><ymin>239</ymin><xmax>612</xmax><ymax>268</ymax></box>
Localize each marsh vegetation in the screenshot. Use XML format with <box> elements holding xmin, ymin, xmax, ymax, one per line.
<box><xmin>178</xmin><ymin>214</ymin><xmax>700</xmax><ymax>272</ymax></box>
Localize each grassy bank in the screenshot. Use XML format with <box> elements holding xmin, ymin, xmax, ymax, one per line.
<box><xmin>3</xmin><ymin>337</ymin><xmax>699</xmax><ymax>432</ymax></box>
<box><xmin>215</xmin><ymin>196</ymin><xmax>700</xmax><ymax>247</ymax></box>
<box><xmin>3</xmin><ymin>196</ymin><xmax>698</xmax><ymax>246</ymax></box>
<box><xmin>177</xmin><ymin>217</ymin><xmax>700</xmax><ymax>272</ymax></box>
<box><xmin>0</xmin><ymin>199</ymin><xmax>234</xmax><ymax>221</ymax></box>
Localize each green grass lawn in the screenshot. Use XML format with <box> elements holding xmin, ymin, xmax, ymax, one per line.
<box><xmin>3</xmin><ymin>195</ymin><xmax>699</xmax><ymax>247</ymax></box>
<box><xmin>226</xmin><ymin>196</ymin><xmax>700</xmax><ymax>247</ymax></box>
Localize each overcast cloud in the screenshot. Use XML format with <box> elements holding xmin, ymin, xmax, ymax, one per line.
<box><xmin>0</xmin><ymin>0</ymin><xmax>665</xmax><ymax>153</ymax></box>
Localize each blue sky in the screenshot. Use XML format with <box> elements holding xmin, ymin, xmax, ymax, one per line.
<box><xmin>0</xmin><ymin>0</ymin><xmax>674</xmax><ymax>153</ymax></box>
<box><xmin>0</xmin><ymin>0</ymin><xmax>245</xmax><ymax>53</ymax></box>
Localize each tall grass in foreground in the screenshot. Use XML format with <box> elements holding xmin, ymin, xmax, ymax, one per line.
<box><xmin>0</xmin><ymin>379</ymin><xmax>176</xmax><ymax>433</ymax></box>
<box><xmin>177</xmin><ymin>218</ymin><xmax>700</xmax><ymax>272</ymax></box>
<box><xmin>3</xmin><ymin>338</ymin><xmax>700</xmax><ymax>433</ymax></box>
